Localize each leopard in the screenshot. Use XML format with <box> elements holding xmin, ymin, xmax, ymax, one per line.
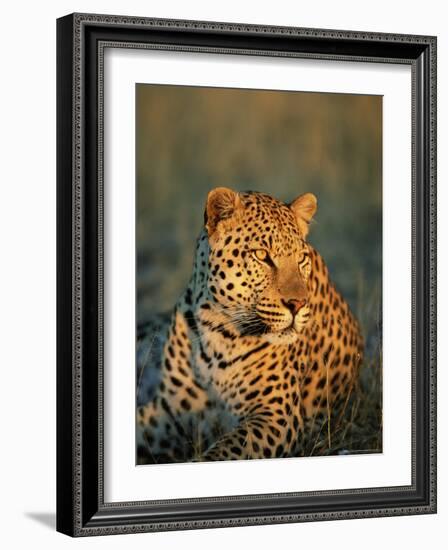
<box><xmin>137</xmin><ymin>187</ymin><xmax>363</xmax><ymax>463</ymax></box>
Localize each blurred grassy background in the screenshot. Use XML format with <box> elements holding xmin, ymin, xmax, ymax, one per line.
<box><xmin>136</xmin><ymin>85</ymin><xmax>382</xmax><ymax>455</ymax></box>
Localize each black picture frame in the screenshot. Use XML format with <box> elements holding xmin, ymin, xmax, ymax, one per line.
<box><xmin>56</xmin><ymin>13</ymin><xmax>437</xmax><ymax>536</ymax></box>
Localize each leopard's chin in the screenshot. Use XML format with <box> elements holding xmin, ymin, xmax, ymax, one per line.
<box><xmin>264</xmin><ymin>326</ymin><xmax>301</xmax><ymax>345</ymax></box>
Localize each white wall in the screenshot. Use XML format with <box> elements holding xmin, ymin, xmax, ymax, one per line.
<box><xmin>0</xmin><ymin>1</ymin><xmax>445</xmax><ymax>548</ymax></box>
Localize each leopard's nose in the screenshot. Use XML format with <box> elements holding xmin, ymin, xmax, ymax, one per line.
<box><xmin>283</xmin><ymin>298</ymin><xmax>307</xmax><ymax>316</ymax></box>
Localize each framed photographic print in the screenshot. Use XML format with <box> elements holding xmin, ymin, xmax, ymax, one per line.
<box><xmin>56</xmin><ymin>13</ymin><xmax>437</xmax><ymax>536</ymax></box>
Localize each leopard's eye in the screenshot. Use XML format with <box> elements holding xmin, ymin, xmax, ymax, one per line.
<box><xmin>298</xmin><ymin>251</ymin><xmax>311</xmax><ymax>278</ymax></box>
<box><xmin>252</xmin><ymin>249</ymin><xmax>275</xmax><ymax>268</ymax></box>
<box><xmin>253</xmin><ymin>249</ymin><xmax>268</xmax><ymax>262</ymax></box>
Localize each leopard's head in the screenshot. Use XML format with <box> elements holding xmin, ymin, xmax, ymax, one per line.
<box><xmin>202</xmin><ymin>187</ymin><xmax>317</xmax><ymax>343</ymax></box>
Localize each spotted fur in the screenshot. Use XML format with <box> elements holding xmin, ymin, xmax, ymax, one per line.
<box><xmin>137</xmin><ymin>188</ymin><xmax>363</xmax><ymax>463</ymax></box>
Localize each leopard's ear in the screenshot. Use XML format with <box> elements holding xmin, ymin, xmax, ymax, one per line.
<box><xmin>289</xmin><ymin>193</ymin><xmax>317</xmax><ymax>238</ymax></box>
<box><xmin>204</xmin><ymin>187</ymin><xmax>242</xmax><ymax>236</ymax></box>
